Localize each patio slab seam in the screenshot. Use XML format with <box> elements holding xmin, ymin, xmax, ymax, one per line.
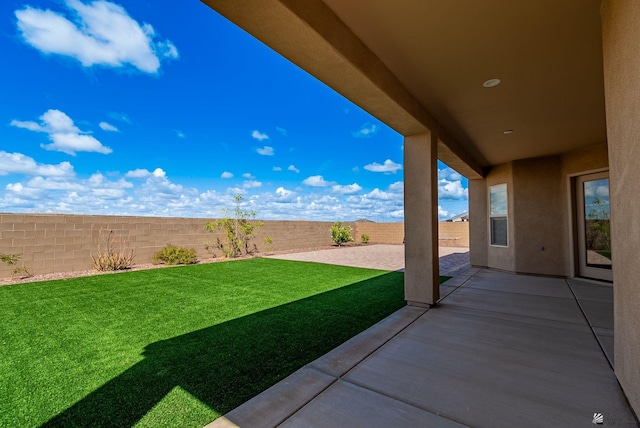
<box><xmin>207</xmin><ymin>305</ymin><xmax>432</xmax><ymax>428</ymax></box>
<box><xmin>566</xmin><ymin>279</ymin><xmax>615</xmax><ymax>370</ymax></box>
<box><xmin>437</xmin><ymin>268</ymin><xmax>480</xmax><ymax>303</ymax></box>
<box><xmin>307</xmin><ymin>306</ymin><xmax>429</xmax><ymax>379</ymax></box>
<box><xmin>294</xmin><ymin>377</ymin><xmax>473</xmax><ymax>428</ymax></box>
<box><xmin>281</xmin><ymin>280</ymin><xmax>477</xmax><ymax>427</ymax></box>
<box><xmin>274</xmin><ymin>306</ymin><xmax>431</xmax><ymax>427</ymax></box>
<box><xmin>439</xmin><ymin>304</ymin><xmax>592</xmax><ymax>334</ymax></box>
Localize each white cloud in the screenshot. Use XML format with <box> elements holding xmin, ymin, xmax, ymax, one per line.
<box><xmin>275</xmin><ymin>187</ymin><xmax>295</xmax><ymax>198</ymax></box>
<box><xmin>11</xmin><ymin>109</ymin><xmax>112</xmax><ymax>155</ymax></box>
<box><xmin>332</xmin><ymin>183</ymin><xmax>362</xmax><ymax>195</ymax></box>
<box><xmin>438</xmin><ymin>178</ymin><xmax>468</xmax><ymax>200</ymax></box>
<box><xmin>151</xmin><ymin>168</ymin><xmax>166</xmax><ymax>178</ymax></box>
<box><xmin>439</xmin><ymin>167</ymin><xmax>462</xmax><ymax>182</ymax></box>
<box><xmin>0</xmin><ymin>151</ymin><xmax>75</xmax><ymax>177</ymax></box>
<box><xmin>5</xmin><ymin>182</ymin><xmax>44</xmax><ymax>199</ymax></box>
<box><xmin>596</xmin><ymin>185</ymin><xmax>609</xmax><ymax>198</ymax></box>
<box><xmin>242</xmin><ymin>172</ymin><xmax>255</xmax><ymax>179</ymax></box>
<box><xmin>364</xmin><ymin>159</ymin><xmax>402</xmax><ymax>174</ymax></box>
<box><xmin>257</xmin><ymin>146</ymin><xmax>274</xmax><ymax>156</ymax></box>
<box><xmin>125</xmin><ymin>167</ymin><xmax>167</xmax><ymax>179</ymax></box>
<box><xmin>288</xmin><ymin>164</ymin><xmax>300</xmax><ymax>173</ymax></box>
<box><xmin>10</xmin><ymin>120</ymin><xmax>41</xmax><ymax>132</ymax></box>
<box><xmin>15</xmin><ymin>0</ymin><xmax>178</xmax><ymax>73</ymax></box>
<box><xmin>388</xmin><ymin>181</ymin><xmax>404</xmax><ymax>192</ymax></box>
<box><xmin>136</xmin><ymin>168</ymin><xmax>189</xmax><ymax>199</ymax></box>
<box><xmin>88</xmin><ymin>173</ymin><xmax>132</xmax><ymax>189</ymax></box>
<box><xmin>0</xmin><ymin>158</ymin><xmax>466</xmax><ymax>221</ymax></box>
<box><xmin>303</xmin><ymin>175</ymin><xmax>333</xmax><ymax>187</ymax></box>
<box><xmin>226</xmin><ymin>187</ymin><xmax>246</xmax><ymax>195</ymax></box>
<box><xmin>364</xmin><ymin>188</ymin><xmax>393</xmax><ymax>200</ymax></box>
<box><xmin>175</xmin><ymin>130</ymin><xmax>186</xmax><ymax>139</ymax></box>
<box><xmin>585</xmin><ymin>181</ymin><xmax>609</xmax><ymax>198</ymax></box>
<box><xmin>251</xmin><ymin>130</ymin><xmax>269</xmax><ymax>141</ymax></box>
<box><xmin>243</xmin><ymin>180</ymin><xmax>262</xmax><ymax>189</ymax></box>
<box><xmin>272</xmin><ymin>166</ymin><xmax>282</xmax><ymax>171</ymax></box>
<box><xmin>353</xmin><ymin>123</ymin><xmax>379</xmax><ymax>138</ymax></box>
<box><xmin>221</xmin><ymin>171</ymin><xmax>233</xmax><ymax>179</ymax></box>
<box><xmin>99</xmin><ymin>121</ymin><xmax>118</xmax><ymax>132</ymax></box>
<box><xmin>276</xmin><ymin>127</ymin><xmax>287</xmax><ymax>136</ymax></box>
<box><xmin>25</xmin><ymin>176</ymin><xmax>86</xmax><ymax>191</ymax></box>
<box><xmin>125</xmin><ymin>168</ymin><xmax>151</xmax><ymax>178</ymax></box>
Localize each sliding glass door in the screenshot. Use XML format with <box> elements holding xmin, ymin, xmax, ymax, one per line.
<box><xmin>576</xmin><ymin>172</ymin><xmax>612</xmax><ymax>281</ymax></box>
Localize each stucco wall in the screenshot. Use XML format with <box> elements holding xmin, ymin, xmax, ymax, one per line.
<box><xmin>469</xmin><ymin>143</ymin><xmax>608</xmax><ymax>277</ymax></box>
<box><xmin>602</xmin><ymin>0</ymin><xmax>640</xmax><ymax>414</ymax></box>
<box><xmin>485</xmin><ymin>162</ymin><xmax>516</xmax><ymax>272</ymax></box>
<box><xmin>512</xmin><ymin>156</ymin><xmax>567</xmax><ymax>276</ymax></box>
<box><xmin>469</xmin><ymin>178</ymin><xmax>488</xmax><ymax>267</ymax></box>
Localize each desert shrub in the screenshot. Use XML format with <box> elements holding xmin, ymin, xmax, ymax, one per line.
<box><xmin>361</xmin><ymin>234</ymin><xmax>370</xmax><ymax>244</ymax></box>
<box><xmin>205</xmin><ymin>194</ymin><xmax>263</xmax><ymax>258</ymax></box>
<box><xmin>264</xmin><ymin>236</ymin><xmax>273</xmax><ymax>252</ymax></box>
<box><xmin>330</xmin><ymin>222</ymin><xmax>354</xmax><ymax>246</ymax></box>
<box><xmin>0</xmin><ymin>253</ymin><xmax>32</xmax><ymax>278</ymax></box>
<box><xmin>153</xmin><ymin>244</ymin><xmax>198</xmax><ymax>265</ymax></box>
<box><xmin>92</xmin><ymin>229</ymin><xmax>135</xmax><ymax>272</ymax></box>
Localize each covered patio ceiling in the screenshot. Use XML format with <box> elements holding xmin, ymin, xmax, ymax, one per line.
<box><xmin>201</xmin><ymin>0</ymin><xmax>606</xmax><ymax>179</ymax></box>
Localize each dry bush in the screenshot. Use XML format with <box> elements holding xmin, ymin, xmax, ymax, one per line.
<box><xmin>0</xmin><ymin>253</ymin><xmax>32</xmax><ymax>278</ymax></box>
<box><xmin>92</xmin><ymin>229</ymin><xmax>135</xmax><ymax>271</ymax></box>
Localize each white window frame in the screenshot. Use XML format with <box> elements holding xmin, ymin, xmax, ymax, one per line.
<box><xmin>489</xmin><ymin>183</ymin><xmax>508</xmax><ymax>247</ymax></box>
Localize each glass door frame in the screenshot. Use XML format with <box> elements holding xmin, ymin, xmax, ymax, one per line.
<box><xmin>575</xmin><ymin>171</ymin><xmax>613</xmax><ymax>281</ymax></box>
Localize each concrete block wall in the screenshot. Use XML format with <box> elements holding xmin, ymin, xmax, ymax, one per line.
<box><xmin>354</xmin><ymin>222</ymin><xmax>404</xmax><ymax>244</ymax></box>
<box><xmin>438</xmin><ymin>222</ymin><xmax>470</xmax><ymax>247</ymax></box>
<box><xmin>0</xmin><ymin>213</ymin><xmax>468</xmax><ymax>278</ymax></box>
<box><xmin>353</xmin><ymin>222</ymin><xmax>469</xmax><ymax>247</ymax></box>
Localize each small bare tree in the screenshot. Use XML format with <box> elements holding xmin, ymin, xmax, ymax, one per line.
<box><xmin>205</xmin><ymin>194</ymin><xmax>263</xmax><ymax>258</ymax></box>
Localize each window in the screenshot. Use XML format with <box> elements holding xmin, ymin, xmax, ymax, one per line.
<box><xmin>490</xmin><ymin>184</ymin><xmax>508</xmax><ymax>246</ymax></box>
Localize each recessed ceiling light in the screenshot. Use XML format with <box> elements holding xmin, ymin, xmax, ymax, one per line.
<box><xmin>483</xmin><ymin>78</ymin><xmax>501</xmax><ymax>88</ymax></box>
<box><xmin>503</xmin><ymin>130</ymin><xmax>514</xmax><ymax>134</ymax></box>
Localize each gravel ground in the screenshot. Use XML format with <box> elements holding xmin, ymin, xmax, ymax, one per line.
<box><xmin>0</xmin><ymin>245</ymin><xmax>342</xmax><ymax>287</ymax></box>
<box><xmin>1</xmin><ymin>244</ymin><xmax>470</xmax><ymax>286</ymax></box>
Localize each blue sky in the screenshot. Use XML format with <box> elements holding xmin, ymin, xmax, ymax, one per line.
<box><xmin>0</xmin><ymin>0</ymin><xmax>469</xmax><ymax>221</ymax></box>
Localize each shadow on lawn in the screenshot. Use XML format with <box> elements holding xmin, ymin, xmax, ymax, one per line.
<box><xmin>41</xmin><ymin>271</ymin><xmax>404</xmax><ymax>427</ymax></box>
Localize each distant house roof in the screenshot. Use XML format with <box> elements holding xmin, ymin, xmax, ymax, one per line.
<box><xmin>447</xmin><ymin>211</ymin><xmax>469</xmax><ymax>222</ymax></box>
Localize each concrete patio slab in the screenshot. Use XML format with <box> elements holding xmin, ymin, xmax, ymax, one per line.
<box><xmin>568</xmin><ymin>279</ymin><xmax>614</xmax><ymax>303</ymax></box>
<box><xmin>278</xmin><ymin>380</ymin><xmax>467</xmax><ymax>428</ymax></box>
<box><xmin>578</xmin><ymin>299</ymin><xmax>614</xmax><ymax>330</ymax></box>
<box><xmin>461</xmin><ymin>274</ymin><xmax>574</xmax><ymax>298</ymax></box>
<box><xmin>205</xmin><ymin>367</ymin><xmax>335</xmax><ymax>428</ymax></box>
<box><xmin>308</xmin><ymin>306</ymin><xmax>426</xmax><ymax>378</ymax></box>
<box><xmin>207</xmin><ymin>247</ymin><xmax>637</xmax><ymax>428</ymax></box>
<box><xmin>343</xmin><ymin>307</ymin><xmax>633</xmax><ymax>427</ymax></box>
<box><xmin>441</xmin><ymin>286</ymin><xmax>586</xmax><ymax>325</ymax></box>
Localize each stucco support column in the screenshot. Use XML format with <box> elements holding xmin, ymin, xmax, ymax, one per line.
<box><xmin>602</xmin><ymin>0</ymin><xmax>640</xmax><ymax>415</ymax></box>
<box><xmin>404</xmin><ymin>132</ymin><xmax>439</xmax><ymax>307</ymax></box>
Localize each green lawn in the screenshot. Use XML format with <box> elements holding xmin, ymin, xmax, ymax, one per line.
<box><xmin>0</xmin><ymin>258</ymin><xmax>415</xmax><ymax>427</ymax></box>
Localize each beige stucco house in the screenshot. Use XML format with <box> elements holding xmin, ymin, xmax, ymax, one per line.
<box><xmin>201</xmin><ymin>0</ymin><xmax>639</xmax><ymax>416</ymax></box>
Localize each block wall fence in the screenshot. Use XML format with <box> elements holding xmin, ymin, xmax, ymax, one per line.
<box><xmin>0</xmin><ymin>213</ymin><xmax>468</xmax><ymax>278</ymax></box>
